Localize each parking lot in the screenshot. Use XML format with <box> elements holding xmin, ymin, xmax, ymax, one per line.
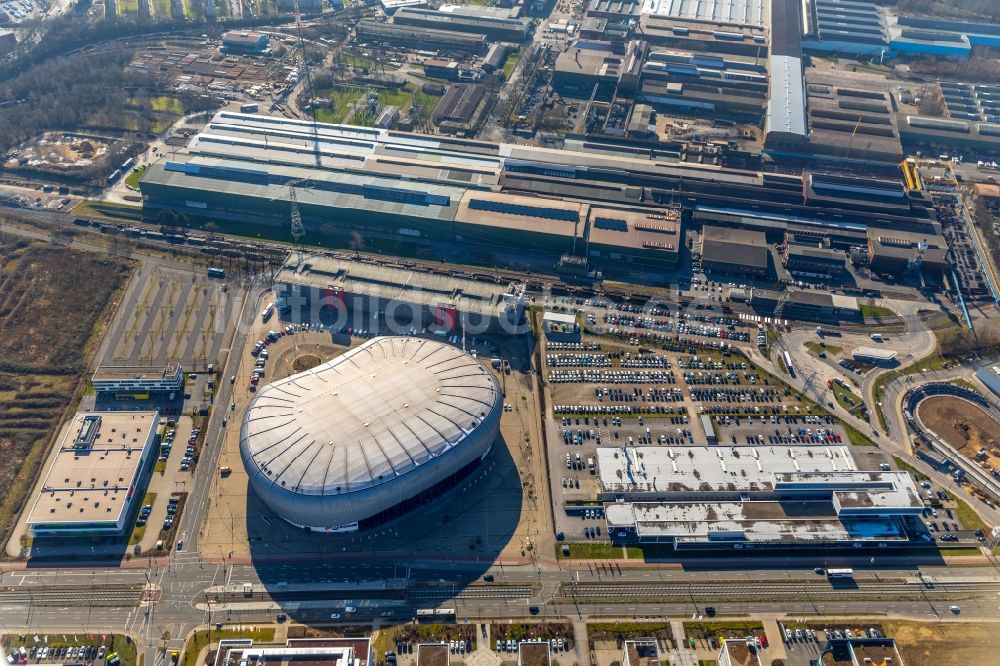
<box><xmin>542</xmin><ymin>324</ymin><xmax>868</xmax><ymax>545</ymax></box>
<box><xmin>201</xmin><ymin>301</ymin><xmax>550</xmax><ymax>565</ymax></box>
<box><xmin>100</xmin><ymin>261</ymin><xmax>243</xmax><ymax>374</ymax></box>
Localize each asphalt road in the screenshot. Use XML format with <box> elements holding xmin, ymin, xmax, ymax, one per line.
<box><xmin>2</xmin><ymin>561</ymin><xmax>1000</xmax><ymax>648</ymax></box>
<box><xmin>2</xmin><ymin>206</ymin><xmax>1000</xmax><ymax>660</ymax></box>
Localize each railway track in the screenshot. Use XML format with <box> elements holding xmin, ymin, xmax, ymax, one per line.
<box><xmin>557</xmin><ymin>580</ymin><xmax>1000</xmax><ymax>602</ymax></box>
<box><xmin>0</xmin><ymin>584</ymin><xmax>147</xmax><ymax>607</ymax></box>
<box><xmin>408</xmin><ymin>584</ymin><xmax>536</xmax><ymax>601</ymax></box>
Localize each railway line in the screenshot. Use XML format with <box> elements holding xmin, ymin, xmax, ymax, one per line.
<box><xmin>557</xmin><ymin>579</ymin><xmax>1000</xmax><ymax>602</ymax></box>
<box><xmin>0</xmin><ymin>584</ymin><xmax>148</xmax><ymax>607</ymax></box>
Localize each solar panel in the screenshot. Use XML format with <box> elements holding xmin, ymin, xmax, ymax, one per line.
<box><xmin>468</xmin><ymin>198</ymin><xmax>578</xmax><ymax>222</ymax></box>
<box><xmin>593</xmin><ymin>216</ymin><xmax>628</xmax><ymax>232</ymax></box>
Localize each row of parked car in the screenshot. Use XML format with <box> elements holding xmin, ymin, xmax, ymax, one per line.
<box><xmin>6</xmin><ymin>645</ymin><xmax>115</xmax><ymax>665</ymax></box>
<box><xmin>495</xmin><ymin>638</ymin><xmax>571</xmax><ymax>653</ymax></box>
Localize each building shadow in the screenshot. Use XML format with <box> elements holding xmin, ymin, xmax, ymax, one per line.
<box><xmin>241</xmin><ymin>433</ymin><xmax>524</xmax><ymax>624</ymax></box>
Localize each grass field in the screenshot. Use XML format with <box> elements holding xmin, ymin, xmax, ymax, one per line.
<box><xmin>502</xmin><ymin>49</ymin><xmax>521</xmax><ymax>78</ymax></box>
<box><xmin>892</xmin><ymin>455</ymin><xmax>929</xmax><ymax>481</ymax></box>
<box><xmin>860</xmin><ymin>303</ymin><xmax>896</xmax><ymax>319</ymax></box>
<box><xmin>72</xmin><ymin>199</ymin><xmax>143</xmax><ymax>220</ymax></box>
<box><xmin>314</xmin><ymin>88</ymin><xmax>367</xmax><ymax>124</ymax></box>
<box><xmin>124</xmin><ymin>165</ymin><xmax>147</xmax><ymax>189</ymax></box>
<box><xmin>883</xmin><ymin>620</ymin><xmax>1000</xmax><ymax>665</ymax></box>
<box><xmin>556</xmin><ymin>542</ymin><xmax>643</xmax><ymax>559</ymax></box>
<box><xmin>151</xmin><ymin>96</ymin><xmax>184</xmax><ymax>114</ymax></box>
<box><xmin>181</xmin><ymin>628</ymin><xmax>275</xmax><ymax>666</ymax></box>
<box><xmin>804</xmin><ymin>340</ymin><xmax>842</xmax><ymax>356</ymax></box>
<box><xmin>843</xmin><ymin>422</ymin><xmax>875</xmax><ymax>446</ymax></box>
<box><xmin>937</xmin><ymin>546</ymin><xmax>982</xmax><ymax>556</ymax></box>
<box><xmin>316</xmin><ymin>85</ymin><xmax>438</xmax><ymax>126</ymax></box>
<box><xmin>0</xmin><ymin>234</ymin><xmax>132</xmax><ymax>549</ymax></box>
<box><xmin>948</xmin><ymin>491</ymin><xmax>988</xmax><ymax>531</ymax></box>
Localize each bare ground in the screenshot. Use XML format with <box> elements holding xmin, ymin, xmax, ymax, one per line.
<box><xmin>883</xmin><ymin>620</ymin><xmax>1000</xmax><ymax>666</ymax></box>
<box><xmin>917</xmin><ymin>396</ymin><xmax>1000</xmax><ymax>473</ymax></box>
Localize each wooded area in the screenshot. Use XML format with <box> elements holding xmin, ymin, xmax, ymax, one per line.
<box><xmin>910</xmin><ymin>50</ymin><xmax>1000</xmax><ymax>85</ymax></box>
<box><xmin>896</xmin><ymin>0</ymin><xmax>1000</xmax><ymax>21</ymax></box>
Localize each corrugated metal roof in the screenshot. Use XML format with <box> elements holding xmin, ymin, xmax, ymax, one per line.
<box><xmin>766</xmin><ymin>54</ymin><xmax>807</xmax><ymax>137</ymax></box>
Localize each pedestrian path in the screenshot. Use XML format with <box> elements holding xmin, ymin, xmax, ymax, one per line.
<box><xmin>664</xmin><ymin>620</ymin><xmax>697</xmax><ymax>666</ymax></box>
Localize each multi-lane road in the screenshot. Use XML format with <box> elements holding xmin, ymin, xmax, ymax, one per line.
<box><xmin>2</xmin><ymin>205</ymin><xmax>1000</xmax><ymax>662</ymax></box>
<box><xmin>3</xmin><ymin>560</ymin><xmax>1000</xmax><ymax>649</ymax></box>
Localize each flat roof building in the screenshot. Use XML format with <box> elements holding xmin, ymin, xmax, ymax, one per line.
<box><xmin>517</xmin><ymin>643</ymin><xmax>551</xmax><ymax>666</ymax></box>
<box><xmin>27</xmin><ymin>411</ymin><xmax>159</xmax><ymax>537</ymax></box>
<box><xmin>639</xmin><ymin>0</ymin><xmax>766</xmax><ymax>28</ymax></box>
<box><xmin>356</xmin><ymin>20</ymin><xmax>488</xmax><ymax>55</ymax></box>
<box><xmin>802</xmin><ymin>0</ymin><xmax>888</xmax><ymax>56</ymax></box>
<box><xmin>821</xmin><ymin>638</ymin><xmax>906</xmax><ymax>666</ymax></box>
<box><xmin>380</xmin><ymin>0</ymin><xmax>426</xmax><ymax>14</ymax></box>
<box><xmin>976</xmin><ymin>363</ymin><xmax>1000</xmax><ymax>400</ymax></box>
<box><xmin>454</xmin><ymin>190</ymin><xmax>587</xmax><ymax>254</ymax></box>
<box><xmin>276</xmin><ymin>254</ymin><xmax>526</xmax><ymax>334</ymax></box>
<box><xmin>541</xmin><ymin>311</ymin><xmax>580</xmax><ymax>342</ymax></box>
<box><xmin>599</xmin><ymin>446</ymin><xmax>924</xmax><ymax>549</ymax></box>
<box><xmin>765</xmin><ymin>0</ymin><xmax>807</xmax><ymax>151</ymax></box>
<box><xmin>701</xmin><ymin>225</ymin><xmax>768</xmax><ymax>276</ymax></box>
<box><xmin>803</xmin><ymin>71</ymin><xmax>904</xmax><ymax>163</ymax></box>
<box><xmin>392</xmin><ymin>7</ymin><xmax>531</xmax><ymax>42</ymax></box>
<box><xmin>91</xmin><ymin>364</ymin><xmax>184</xmax><ymax>394</ymax></box>
<box><xmin>781</xmin><ymin>290</ymin><xmax>861</xmax><ymax>322</ymax></box>
<box><xmin>867</xmin><ymin>228</ymin><xmax>950</xmax><ymax>277</ymax></box>
<box><xmin>636</xmin><ymin>14</ymin><xmax>768</xmax><ymax>57</ymax></box>
<box><xmin>214</xmin><ymin>638</ymin><xmax>373</xmax><ymax>666</ymax></box>
<box><xmin>783</xmin><ymin>244</ymin><xmax>847</xmax><ymax>277</ymax></box>
<box><xmin>586</xmin><ymin>206</ymin><xmax>681</xmax><ymax>268</ymax></box>
<box><xmin>853</xmin><ymin>346</ymin><xmax>898</xmax><ymax>365</ymax></box>
<box><xmin>417</xmin><ymin>644</ymin><xmax>449</xmax><ymax>666</ymax></box>
<box><xmin>554</xmin><ymin>41</ymin><xmax>643</xmax><ymax>99</ymax></box>
<box><xmin>221</xmin><ymin>31</ymin><xmax>269</xmax><ymax>54</ymax></box>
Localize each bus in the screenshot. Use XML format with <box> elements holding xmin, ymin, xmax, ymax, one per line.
<box><xmin>207</xmin><ymin>267</ymin><xmax>225</xmax><ymax>279</ymax></box>
<box><xmin>782</xmin><ymin>350</ymin><xmax>794</xmax><ymax>377</ymax></box>
<box><xmin>261</xmin><ymin>302</ymin><xmax>275</xmax><ymax>322</ymax></box>
<box><xmin>826</xmin><ymin>568</ymin><xmax>854</xmax><ymax>579</ymax></box>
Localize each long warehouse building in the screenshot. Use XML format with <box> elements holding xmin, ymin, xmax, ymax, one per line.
<box><xmin>139</xmin><ymin>112</ymin><xmax>939</xmax><ymax>271</ymax></box>
<box><xmin>599</xmin><ymin>446</ymin><xmax>925</xmax><ymax>550</ymax></box>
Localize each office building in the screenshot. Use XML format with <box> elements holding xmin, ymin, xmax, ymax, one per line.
<box><xmin>91</xmin><ymin>364</ymin><xmax>184</xmax><ymax>396</ymax></box>
<box><xmin>26</xmin><ymin>411</ymin><xmax>160</xmax><ymax>537</ymax></box>
<box><xmin>600</xmin><ymin>446</ymin><xmax>924</xmax><ymax>550</ymax></box>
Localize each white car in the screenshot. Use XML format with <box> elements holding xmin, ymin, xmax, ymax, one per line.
<box><xmin>330</xmin><ymin>612</ymin><xmax>341</xmax><ymax>619</ymax></box>
<box><xmin>950</xmin><ymin>605</ymin><xmax>961</xmax><ymax>613</ymax></box>
<box><xmin>345</xmin><ymin>605</ymin><xmax>357</xmax><ymax>613</ymax></box>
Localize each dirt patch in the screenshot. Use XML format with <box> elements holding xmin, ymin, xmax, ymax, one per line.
<box><xmin>917</xmin><ymin>396</ymin><xmax>1000</xmax><ymax>473</ymax></box>
<box><xmin>883</xmin><ymin>620</ymin><xmax>1000</xmax><ymax>666</ymax></box>
<box><xmin>3</xmin><ymin>133</ymin><xmax>116</xmax><ymax>172</ymax></box>
<box><xmin>292</xmin><ymin>354</ymin><xmax>323</xmax><ymax>373</ymax></box>
<box><xmin>0</xmin><ymin>239</ymin><xmax>132</xmax><ymax>372</ymax></box>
